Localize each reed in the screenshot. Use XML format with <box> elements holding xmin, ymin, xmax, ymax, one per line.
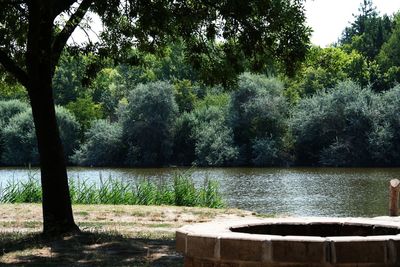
<box><xmin>0</xmin><ymin>171</ymin><xmax>224</xmax><ymax>208</ymax></box>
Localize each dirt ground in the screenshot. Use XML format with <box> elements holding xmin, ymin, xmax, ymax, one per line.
<box><xmin>0</xmin><ymin>204</ymin><xmax>256</xmax><ymax>266</ymax></box>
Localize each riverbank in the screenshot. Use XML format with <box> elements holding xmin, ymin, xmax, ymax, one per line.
<box><xmin>0</xmin><ymin>204</ymin><xmax>256</xmax><ymax>266</ymax></box>
<box><xmin>0</xmin><ymin>166</ymin><xmax>395</xmax><ymax>217</ymax></box>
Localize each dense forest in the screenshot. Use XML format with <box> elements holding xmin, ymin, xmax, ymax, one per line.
<box><xmin>1</xmin><ymin>0</ymin><xmax>400</xmax><ymax>168</ymax></box>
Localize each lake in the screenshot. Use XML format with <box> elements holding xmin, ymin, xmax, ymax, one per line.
<box><xmin>0</xmin><ymin>167</ymin><xmax>398</xmax><ymax>217</ymax></box>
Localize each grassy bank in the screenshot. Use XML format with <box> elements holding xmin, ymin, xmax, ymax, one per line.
<box><xmin>0</xmin><ymin>203</ymin><xmax>255</xmax><ymax>266</ymax></box>
<box><xmin>0</xmin><ymin>172</ymin><xmax>224</xmax><ymax>208</ymax></box>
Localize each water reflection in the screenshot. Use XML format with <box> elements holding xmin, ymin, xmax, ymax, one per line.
<box><xmin>0</xmin><ymin>167</ymin><xmax>398</xmax><ymax>217</ymax></box>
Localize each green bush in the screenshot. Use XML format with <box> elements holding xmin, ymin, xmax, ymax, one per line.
<box><xmin>56</xmin><ymin>106</ymin><xmax>81</xmax><ymax>157</ymax></box>
<box><xmin>290</xmin><ymin>81</ymin><xmax>376</xmax><ymax>166</ymax></box>
<box><xmin>0</xmin><ymin>100</ymin><xmax>29</xmax><ymax>126</ymax></box>
<box><xmin>230</xmin><ymin>73</ymin><xmax>288</xmax><ymax>165</ymax></box>
<box><xmin>173</xmin><ymin>79</ymin><xmax>198</xmax><ymax>113</ymax></box>
<box><xmin>1</xmin><ymin>111</ymin><xmax>38</xmax><ymax>165</ymax></box>
<box><xmin>0</xmin><ymin>100</ymin><xmax>30</xmax><ymax>163</ymax></box>
<box><xmin>90</xmin><ymin>68</ymin><xmax>124</xmax><ymax>119</ymax></box>
<box><xmin>121</xmin><ymin>81</ymin><xmax>178</xmax><ymax>166</ymax></box>
<box><xmin>191</xmin><ymin>105</ymin><xmax>238</xmax><ymax>166</ymax></box>
<box><xmin>251</xmin><ymin>137</ymin><xmax>281</xmax><ymax>166</ymax></box>
<box><xmin>368</xmin><ymin>85</ymin><xmax>400</xmax><ymax>164</ymax></box>
<box><xmin>72</xmin><ymin>120</ymin><xmax>125</xmax><ymax>166</ymax></box>
<box><xmin>1</xmin><ymin>107</ymin><xmax>80</xmax><ymax>165</ymax></box>
<box><xmin>172</xmin><ymin>112</ymin><xmax>196</xmax><ymax>165</ymax></box>
<box><xmin>173</xmin><ymin>90</ymin><xmax>238</xmax><ymax>166</ymax></box>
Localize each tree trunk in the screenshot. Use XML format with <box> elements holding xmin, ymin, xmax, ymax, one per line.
<box><xmin>26</xmin><ymin>2</ymin><xmax>79</xmax><ymax>235</ymax></box>
<box><xmin>28</xmin><ymin>84</ymin><xmax>79</xmax><ymax>235</ymax></box>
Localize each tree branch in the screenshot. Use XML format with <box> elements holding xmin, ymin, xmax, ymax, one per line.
<box><xmin>53</xmin><ymin>0</ymin><xmax>79</xmax><ymax>16</ymax></box>
<box><xmin>52</xmin><ymin>0</ymin><xmax>93</xmax><ymax>68</ymax></box>
<box><xmin>0</xmin><ymin>49</ymin><xmax>29</xmax><ymax>87</ymax></box>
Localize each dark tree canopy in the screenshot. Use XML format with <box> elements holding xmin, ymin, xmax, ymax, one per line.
<box><xmin>0</xmin><ymin>0</ymin><xmax>311</xmax><ymax>234</ymax></box>
<box><xmin>1</xmin><ymin>0</ymin><xmax>311</xmax><ymax>84</ymax></box>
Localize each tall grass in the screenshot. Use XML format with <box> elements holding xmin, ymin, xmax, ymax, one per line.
<box><xmin>0</xmin><ymin>171</ymin><xmax>224</xmax><ymax>208</ymax></box>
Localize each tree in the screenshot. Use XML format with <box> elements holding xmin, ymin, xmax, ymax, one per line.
<box><xmin>71</xmin><ymin>119</ymin><xmax>125</xmax><ymax>166</ymax></box>
<box><xmin>230</xmin><ymin>73</ymin><xmax>288</xmax><ymax>165</ymax></box>
<box><xmin>121</xmin><ymin>81</ymin><xmax>178</xmax><ymax>166</ymax></box>
<box><xmin>287</xmin><ymin>46</ymin><xmax>370</xmax><ymax>98</ymax></box>
<box><xmin>89</xmin><ymin>68</ymin><xmax>123</xmax><ymax>119</ymax></box>
<box><xmin>0</xmin><ymin>0</ymin><xmax>310</xmax><ymax>234</ymax></box>
<box><xmin>65</xmin><ymin>94</ymin><xmax>103</xmax><ymax>135</ymax></box>
<box><xmin>0</xmin><ymin>100</ymin><xmax>29</xmax><ymax>161</ymax></box>
<box><xmin>290</xmin><ymin>81</ymin><xmax>375</xmax><ymax>166</ymax></box>
<box><xmin>2</xmin><ymin>106</ymin><xmax>81</xmax><ymax>166</ymax></box>
<box><xmin>339</xmin><ymin>0</ymin><xmax>393</xmax><ymax>60</ymax></box>
<box><xmin>52</xmin><ymin>51</ymin><xmax>86</xmax><ymax>105</ymax></box>
<box><xmin>377</xmin><ymin>13</ymin><xmax>400</xmax><ymax>88</ymax></box>
<box><xmin>177</xmin><ymin>91</ymin><xmax>238</xmax><ymax>166</ymax></box>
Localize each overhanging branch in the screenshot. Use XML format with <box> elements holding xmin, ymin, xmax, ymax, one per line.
<box><xmin>0</xmin><ymin>49</ymin><xmax>29</xmax><ymax>87</ymax></box>
<box><xmin>52</xmin><ymin>0</ymin><xmax>93</xmax><ymax>68</ymax></box>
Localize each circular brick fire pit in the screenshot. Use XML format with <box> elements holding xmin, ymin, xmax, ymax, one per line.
<box><xmin>176</xmin><ymin>218</ymin><xmax>400</xmax><ymax>266</ymax></box>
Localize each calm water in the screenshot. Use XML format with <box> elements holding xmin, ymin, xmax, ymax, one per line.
<box><xmin>0</xmin><ymin>167</ymin><xmax>398</xmax><ymax>217</ymax></box>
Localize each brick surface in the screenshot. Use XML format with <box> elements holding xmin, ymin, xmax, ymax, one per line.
<box><xmin>178</xmin><ymin>217</ymin><xmax>400</xmax><ymax>267</ymax></box>
<box><xmin>220</xmin><ymin>237</ymin><xmax>265</xmax><ymax>261</ymax></box>
<box><xmin>272</xmin><ymin>240</ymin><xmax>326</xmax><ymax>263</ymax></box>
<box><xmin>238</xmin><ymin>262</ymin><xmax>264</xmax><ymax>267</ymax></box>
<box><xmin>218</xmin><ymin>262</ymin><xmax>240</xmax><ymax>267</ymax></box>
<box><xmin>332</xmin><ymin>240</ymin><xmax>386</xmax><ymax>263</ymax></box>
<box><xmin>184</xmin><ymin>256</ymin><xmax>194</xmax><ymax>267</ymax></box>
<box><xmin>176</xmin><ymin>231</ymin><xmax>187</xmax><ymax>253</ymax></box>
<box><xmin>187</xmin><ymin>235</ymin><xmax>218</xmax><ymax>259</ymax></box>
<box><xmin>389</xmin><ymin>240</ymin><xmax>400</xmax><ymax>264</ymax></box>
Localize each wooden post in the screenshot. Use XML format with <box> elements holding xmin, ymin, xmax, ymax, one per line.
<box><xmin>389</xmin><ymin>179</ymin><xmax>400</xmax><ymax>216</ymax></box>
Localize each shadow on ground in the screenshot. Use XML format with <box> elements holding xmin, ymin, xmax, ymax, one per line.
<box><xmin>0</xmin><ymin>231</ymin><xmax>183</xmax><ymax>266</ymax></box>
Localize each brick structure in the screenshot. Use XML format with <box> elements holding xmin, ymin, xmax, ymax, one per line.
<box><xmin>176</xmin><ymin>217</ymin><xmax>400</xmax><ymax>267</ymax></box>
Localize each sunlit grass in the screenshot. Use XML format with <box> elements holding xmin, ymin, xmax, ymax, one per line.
<box><xmin>0</xmin><ymin>171</ymin><xmax>224</xmax><ymax>208</ymax></box>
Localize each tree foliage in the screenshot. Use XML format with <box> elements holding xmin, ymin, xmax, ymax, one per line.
<box><xmin>290</xmin><ymin>81</ymin><xmax>376</xmax><ymax>166</ymax></box>
<box><xmin>0</xmin><ymin>0</ymin><xmax>311</xmax><ymax>234</ymax></box>
<box><xmin>191</xmin><ymin>104</ymin><xmax>238</xmax><ymax>166</ymax></box>
<box><xmin>71</xmin><ymin>120</ymin><xmax>125</xmax><ymax>166</ymax></box>
<box><xmin>340</xmin><ymin>0</ymin><xmax>393</xmax><ymax>60</ymax></box>
<box><xmin>122</xmin><ymin>81</ymin><xmax>178</xmax><ymax>166</ymax></box>
<box><xmin>230</xmin><ymin>73</ymin><xmax>288</xmax><ymax>164</ymax></box>
<box><xmin>2</xmin><ymin>107</ymin><xmax>80</xmax><ymax>166</ymax></box>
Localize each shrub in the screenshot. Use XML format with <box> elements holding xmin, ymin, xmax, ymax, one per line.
<box><xmin>2</xmin><ymin>107</ymin><xmax>80</xmax><ymax>165</ymax></box>
<box><xmin>173</xmin><ymin>79</ymin><xmax>198</xmax><ymax>113</ymax></box>
<box><xmin>1</xmin><ymin>111</ymin><xmax>38</xmax><ymax>165</ymax></box>
<box><xmin>0</xmin><ymin>100</ymin><xmax>30</xmax><ymax>162</ymax></box>
<box><xmin>251</xmin><ymin>137</ymin><xmax>281</xmax><ymax>166</ymax></box>
<box><xmin>191</xmin><ymin>105</ymin><xmax>238</xmax><ymax>166</ymax></box>
<box><xmin>230</xmin><ymin>73</ymin><xmax>288</xmax><ymax>165</ymax></box>
<box><xmin>53</xmin><ymin>52</ymin><xmax>86</xmax><ymax>105</ymax></box>
<box><xmin>172</xmin><ymin>112</ymin><xmax>196</xmax><ymax>165</ymax></box>
<box><xmin>56</xmin><ymin>106</ymin><xmax>81</xmax><ymax>157</ymax></box>
<box><xmin>121</xmin><ymin>81</ymin><xmax>178</xmax><ymax>166</ymax></box>
<box><xmin>368</xmin><ymin>85</ymin><xmax>400</xmax><ymax>164</ymax></box>
<box><xmin>0</xmin><ymin>100</ymin><xmax>29</xmax><ymax>126</ymax></box>
<box><xmin>290</xmin><ymin>81</ymin><xmax>376</xmax><ymax>166</ymax></box>
<box><xmin>71</xmin><ymin>120</ymin><xmax>125</xmax><ymax>166</ymax></box>
<box><xmin>172</xmin><ymin>88</ymin><xmax>238</xmax><ymax>166</ymax></box>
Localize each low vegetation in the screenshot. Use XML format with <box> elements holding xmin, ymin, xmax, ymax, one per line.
<box><xmin>0</xmin><ymin>172</ymin><xmax>224</xmax><ymax>208</ymax></box>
